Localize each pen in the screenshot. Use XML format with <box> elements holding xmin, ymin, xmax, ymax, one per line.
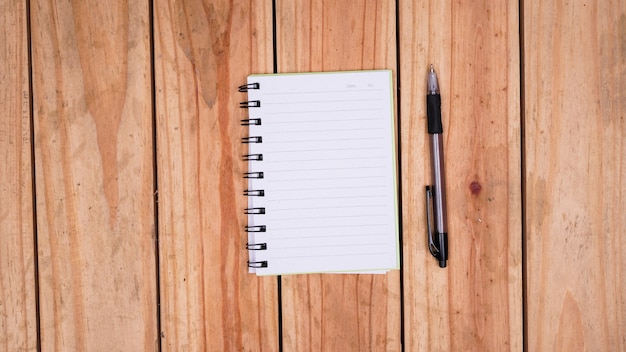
<box><xmin>425</xmin><ymin>65</ymin><xmax>448</xmax><ymax>268</ymax></box>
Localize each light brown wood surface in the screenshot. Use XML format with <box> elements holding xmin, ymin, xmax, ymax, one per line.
<box><xmin>2</xmin><ymin>0</ymin><xmax>625</xmax><ymax>350</ymax></box>
<box><xmin>30</xmin><ymin>0</ymin><xmax>157</xmax><ymax>350</ymax></box>
<box><xmin>0</xmin><ymin>0</ymin><xmax>36</xmax><ymax>350</ymax></box>
<box><xmin>154</xmin><ymin>0</ymin><xmax>278</xmax><ymax>350</ymax></box>
<box><xmin>400</xmin><ymin>1</ymin><xmax>523</xmax><ymax>351</ymax></box>
<box><xmin>275</xmin><ymin>1</ymin><xmax>401</xmax><ymax>351</ymax></box>
<box><xmin>524</xmin><ymin>1</ymin><xmax>626</xmax><ymax>350</ymax></box>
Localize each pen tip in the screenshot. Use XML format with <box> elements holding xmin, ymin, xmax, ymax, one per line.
<box><xmin>427</xmin><ymin>65</ymin><xmax>439</xmax><ymax>94</ymax></box>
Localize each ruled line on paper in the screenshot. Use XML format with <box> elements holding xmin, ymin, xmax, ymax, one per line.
<box><xmin>267</xmin><ymin>127</ymin><xmax>381</xmax><ymax>134</ymax></box>
<box><xmin>265</xmin><ymin>146</ymin><xmax>381</xmax><ymax>154</ymax></box>
<box><xmin>270</xmin><ymin>206</ymin><xmax>386</xmax><ymax>212</ymax></box>
<box><xmin>269</xmin><ymin>223</ymin><xmax>388</xmax><ymax>231</ymax></box>
<box><xmin>264</xmin><ymin>169</ymin><xmax>382</xmax><ymax>176</ymax></box>
<box><xmin>265</xmin><ymin>117</ymin><xmax>381</xmax><ymax>124</ymax></box>
<box><xmin>267</xmin><ymin>176</ymin><xmax>387</xmax><ymax>183</ymax></box>
<box><xmin>265</xmin><ymin>108</ymin><xmax>384</xmax><ymax>115</ymax></box>
<box><xmin>264</xmin><ymin>156</ymin><xmax>385</xmax><ymax>163</ymax></box>
<box><xmin>269</xmin><ymin>242</ymin><xmax>389</xmax><ymax>250</ymax></box>
<box><xmin>269</xmin><ymin>232</ymin><xmax>387</xmax><ymax>240</ymax></box>
<box><xmin>264</xmin><ymin>98</ymin><xmax>384</xmax><ymax>104</ymax></box>
<box><xmin>269</xmin><ymin>214</ymin><xmax>387</xmax><ymax>221</ymax></box>
<box><xmin>268</xmin><ymin>186</ymin><xmax>386</xmax><ymax>193</ymax></box>
<box><xmin>268</xmin><ymin>201</ymin><xmax>389</xmax><ymax>210</ymax></box>
<box><xmin>268</xmin><ymin>194</ymin><xmax>387</xmax><ymax>202</ymax></box>
<box><xmin>262</xmin><ymin>88</ymin><xmax>385</xmax><ymax>95</ymax></box>
<box><xmin>271</xmin><ymin>252</ymin><xmax>390</xmax><ymax>260</ymax></box>
<box><xmin>272</xmin><ymin>165</ymin><xmax>383</xmax><ymax>172</ymax></box>
<box><xmin>264</xmin><ymin>137</ymin><xmax>384</xmax><ymax>143</ymax></box>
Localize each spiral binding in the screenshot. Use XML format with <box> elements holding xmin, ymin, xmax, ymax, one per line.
<box><xmin>238</xmin><ymin>82</ymin><xmax>260</xmax><ymax>92</ymax></box>
<box><xmin>242</xmin><ymin>81</ymin><xmax>268</xmax><ymax>269</ymax></box>
<box><xmin>243</xmin><ymin>189</ymin><xmax>264</xmax><ymax>197</ymax></box>
<box><xmin>246</xmin><ymin>243</ymin><xmax>267</xmax><ymax>250</ymax></box>
<box><xmin>242</xmin><ymin>136</ymin><xmax>262</xmax><ymax>144</ymax></box>
<box><xmin>248</xmin><ymin>261</ymin><xmax>268</xmax><ymax>268</ymax></box>
<box><xmin>244</xmin><ymin>172</ymin><xmax>264</xmax><ymax>179</ymax></box>
<box><xmin>245</xmin><ymin>207</ymin><xmax>265</xmax><ymax>214</ymax></box>
<box><xmin>241</xmin><ymin>118</ymin><xmax>261</xmax><ymax>126</ymax></box>
<box><xmin>243</xmin><ymin>154</ymin><xmax>263</xmax><ymax>161</ymax></box>
<box><xmin>240</xmin><ymin>100</ymin><xmax>261</xmax><ymax>108</ymax></box>
<box><xmin>245</xmin><ymin>225</ymin><xmax>266</xmax><ymax>232</ymax></box>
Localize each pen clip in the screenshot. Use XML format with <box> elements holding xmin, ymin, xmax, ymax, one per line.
<box><xmin>425</xmin><ymin>186</ymin><xmax>440</xmax><ymax>258</ymax></box>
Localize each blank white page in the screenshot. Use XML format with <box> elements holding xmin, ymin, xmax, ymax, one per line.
<box><xmin>244</xmin><ymin>70</ymin><xmax>399</xmax><ymax>275</ymax></box>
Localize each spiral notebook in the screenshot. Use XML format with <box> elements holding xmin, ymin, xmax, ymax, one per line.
<box><xmin>240</xmin><ymin>70</ymin><xmax>399</xmax><ymax>275</ymax></box>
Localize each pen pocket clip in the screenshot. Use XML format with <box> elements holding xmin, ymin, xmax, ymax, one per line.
<box><xmin>425</xmin><ymin>186</ymin><xmax>440</xmax><ymax>258</ymax></box>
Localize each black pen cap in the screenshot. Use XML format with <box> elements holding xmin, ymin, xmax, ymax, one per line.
<box><xmin>427</xmin><ymin>94</ymin><xmax>443</xmax><ymax>134</ymax></box>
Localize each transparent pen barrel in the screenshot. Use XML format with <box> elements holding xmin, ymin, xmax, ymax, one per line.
<box><xmin>429</xmin><ymin>134</ymin><xmax>447</xmax><ymax>233</ymax></box>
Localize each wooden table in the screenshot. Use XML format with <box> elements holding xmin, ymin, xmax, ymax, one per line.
<box><xmin>2</xmin><ymin>0</ymin><xmax>624</xmax><ymax>351</ymax></box>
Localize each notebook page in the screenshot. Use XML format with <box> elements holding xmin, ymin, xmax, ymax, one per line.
<box><xmin>245</xmin><ymin>71</ymin><xmax>399</xmax><ymax>275</ymax></box>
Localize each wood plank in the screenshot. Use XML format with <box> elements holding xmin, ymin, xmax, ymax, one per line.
<box><xmin>399</xmin><ymin>1</ymin><xmax>522</xmax><ymax>350</ymax></box>
<box><xmin>0</xmin><ymin>0</ymin><xmax>37</xmax><ymax>350</ymax></box>
<box><xmin>275</xmin><ymin>1</ymin><xmax>401</xmax><ymax>351</ymax></box>
<box><xmin>153</xmin><ymin>0</ymin><xmax>278</xmax><ymax>350</ymax></box>
<box><xmin>30</xmin><ymin>0</ymin><xmax>158</xmax><ymax>350</ymax></box>
<box><xmin>524</xmin><ymin>1</ymin><xmax>626</xmax><ymax>350</ymax></box>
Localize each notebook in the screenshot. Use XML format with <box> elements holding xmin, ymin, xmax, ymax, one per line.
<box><xmin>239</xmin><ymin>70</ymin><xmax>399</xmax><ymax>275</ymax></box>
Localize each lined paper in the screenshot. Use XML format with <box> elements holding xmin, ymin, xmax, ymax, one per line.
<box><xmin>245</xmin><ymin>71</ymin><xmax>399</xmax><ymax>275</ymax></box>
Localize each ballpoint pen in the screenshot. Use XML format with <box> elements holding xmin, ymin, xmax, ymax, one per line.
<box><xmin>425</xmin><ymin>65</ymin><xmax>448</xmax><ymax>268</ymax></box>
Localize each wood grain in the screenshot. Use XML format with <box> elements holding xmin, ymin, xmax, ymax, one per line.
<box><xmin>399</xmin><ymin>1</ymin><xmax>523</xmax><ymax>351</ymax></box>
<box><xmin>524</xmin><ymin>1</ymin><xmax>626</xmax><ymax>350</ymax></box>
<box><xmin>0</xmin><ymin>0</ymin><xmax>37</xmax><ymax>350</ymax></box>
<box><xmin>30</xmin><ymin>0</ymin><xmax>157</xmax><ymax>350</ymax></box>
<box><xmin>275</xmin><ymin>1</ymin><xmax>401</xmax><ymax>351</ymax></box>
<box><xmin>154</xmin><ymin>0</ymin><xmax>278</xmax><ymax>350</ymax></box>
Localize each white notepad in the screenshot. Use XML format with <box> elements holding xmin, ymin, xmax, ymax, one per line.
<box><xmin>240</xmin><ymin>70</ymin><xmax>399</xmax><ymax>275</ymax></box>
